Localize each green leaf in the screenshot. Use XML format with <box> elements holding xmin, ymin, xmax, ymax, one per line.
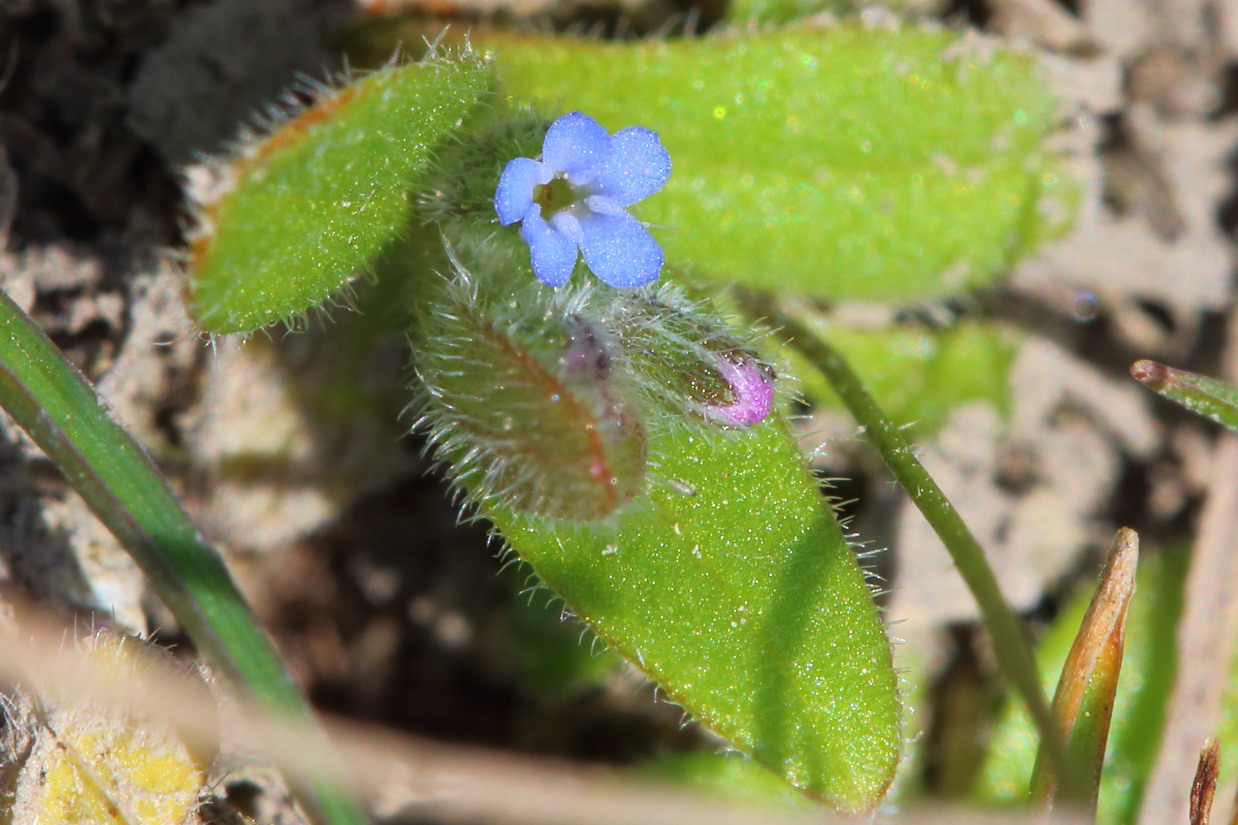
<box><xmin>490</xmin><ymin>422</ymin><xmax>901</xmax><ymax>812</ymax></box>
<box><xmin>409</xmin><ymin>249</ymin><xmax>900</xmax><ymax>810</ymax></box>
<box><xmin>766</xmin><ymin>301</ymin><xmax>1068</xmax><ymax>782</ymax></box>
<box><xmin>1131</xmin><ymin>360</ymin><xmax>1238</xmax><ymax>434</ymax></box>
<box><xmin>187</xmin><ymin>52</ymin><xmax>491</xmax><ymax>334</ymax></box>
<box><xmin>485</xmin><ymin>26</ymin><xmax>1075</xmax><ymax>302</ymax></box>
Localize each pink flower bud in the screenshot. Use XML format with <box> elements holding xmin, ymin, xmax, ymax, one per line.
<box><xmin>703</xmin><ymin>356</ymin><xmax>774</xmax><ymax>428</ymax></box>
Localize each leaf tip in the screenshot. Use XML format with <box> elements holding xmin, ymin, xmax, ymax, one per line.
<box><xmin>1130</xmin><ymin>359</ymin><xmax>1171</xmax><ymax>390</ymax></box>
<box><xmin>1105</xmin><ymin>527</ymin><xmax>1139</xmax><ymax>587</ymax></box>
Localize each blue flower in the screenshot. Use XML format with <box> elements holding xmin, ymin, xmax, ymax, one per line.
<box><xmin>494</xmin><ymin>112</ymin><xmax>671</xmax><ymax>289</ymax></box>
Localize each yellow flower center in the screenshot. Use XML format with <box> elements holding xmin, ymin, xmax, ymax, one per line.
<box><xmin>534</xmin><ymin>177</ymin><xmax>579</xmax><ymax>217</ymax></box>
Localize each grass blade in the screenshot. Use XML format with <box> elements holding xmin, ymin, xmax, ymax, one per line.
<box><xmin>1031</xmin><ymin>528</ymin><xmax>1139</xmax><ymax>814</ymax></box>
<box><xmin>757</xmin><ymin>297</ymin><xmax>1075</xmax><ymax>796</ymax></box>
<box><xmin>0</xmin><ymin>289</ymin><xmax>367</xmax><ymax>825</ymax></box>
<box><xmin>1130</xmin><ymin>360</ymin><xmax>1238</xmax><ymax>433</ymax></box>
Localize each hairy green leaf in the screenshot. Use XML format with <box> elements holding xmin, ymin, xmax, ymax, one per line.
<box><xmin>770</xmin><ymin>305</ymin><xmax>1067</xmax><ymax>779</ymax></box>
<box><xmin>491</xmin><ymin>422</ymin><xmax>901</xmax><ymax>812</ymax></box>
<box><xmin>187</xmin><ymin>53</ymin><xmax>491</xmax><ymax>334</ymax></box>
<box><xmin>409</xmin><ymin>244</ymin><xmax>901</xmax><ymax>810</ymax></box>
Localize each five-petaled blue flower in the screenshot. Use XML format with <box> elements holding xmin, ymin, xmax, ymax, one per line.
<box><xmin>495</xmin><ymin>112</ymin><xmax>671</xmax><ymax>289</ymax></box>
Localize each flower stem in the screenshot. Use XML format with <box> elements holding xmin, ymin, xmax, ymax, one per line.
<box><xmin>753</xmin><ymin>295</ymin><xmax>1076</xmax><ymax>798</ymax></box>
<box><xmin>0</xmin><ymin>288</ymin><xmax>367</xmax><ymax>825</ymax></box>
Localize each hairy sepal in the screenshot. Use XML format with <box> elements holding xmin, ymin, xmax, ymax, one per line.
<box><xmin>604</xmin><ymin>283</ymin><xmax>778</xmax><ymax>417</ymax></box>
<box><xmin>413</xmin><ymin>268</ymin><xmax>649</xmax><ymax>522</ymax></box>
<box><xmin>186</xmin><ymin>50</ymin><xmax>493</xmax><ymax>335</ymax></box>
<box><xmin>418</xmin><ymin>103</ymin><xmax>550</xmax><ymax>228</ymax></box>
<box><xmin>411</xmin><ymin>234</ymin><xmax>786</xmax><ymax>518</ymax></box>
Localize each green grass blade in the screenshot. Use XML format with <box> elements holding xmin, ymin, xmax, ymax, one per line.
<box><xmin>0</xmin><ymin>289</ymin><xmax>367</xmax><ymax>825</ymax></box>
<box><xmin>1131</xmin><ymin>360</ymin><xmax>1238</xmax><ymax>433</ymax></box>
<box><xmin>760</xmin><ymin>297</ymin><xmax>1075</xmax><ymax>794</ymax></box>
<box><xmin>1030</xmin><ymin>528</ymin><xmax>1138</xmax><ymax>815</ymax></box>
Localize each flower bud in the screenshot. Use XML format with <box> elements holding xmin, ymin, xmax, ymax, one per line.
<box><xmin>603</xmin><ymin>284</ymin><xmax>777</xmax><ymax>428</ymax></box>
<box><xmin>702</xmin><ymin>353</ymin><xmax>776</xmax><ymax>427</ymax></box>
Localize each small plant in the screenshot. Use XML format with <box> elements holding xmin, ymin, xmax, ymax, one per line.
<box><xmin>7</xmin><ymin>10</ymin><xmax>1238</xmax><ymax>825</ymax></box>
<box><xmin>179</xmin><ymin>27</ymin><xmax>1072</xmax><ymax>818</ymax></box>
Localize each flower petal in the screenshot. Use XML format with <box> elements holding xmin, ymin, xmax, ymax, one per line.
<box><xmin>520</xmin><ymin>205</ymin><xmax>579</xmax><ymax>287</ymax></box>
<box><xmin>576</xmin><ymin>208</ymin><xmax>664</xmax><ymax>288</ymax></box>
<box><xmin>495</xmin><ymin>157</ymin><xmax>551</xmax><ymax>226</ymax></box>
<box><xmin>589</xmin><ymin>127</ymin><xmax>672</xmax><ymax>207</ymax></box>
<box><xmin>542</xmin><ymin>112</ymin><xmax>611</xmax><ymax>183</ymax></box>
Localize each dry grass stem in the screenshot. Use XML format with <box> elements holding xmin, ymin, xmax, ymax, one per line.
<box><xmin>0</xmin><ymin>603</ymin><xmax>1093</xmax><ymax>825</ymax></box>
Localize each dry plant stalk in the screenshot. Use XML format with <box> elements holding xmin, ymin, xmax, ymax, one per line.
<box><xmin>0</xmin><ymin>602</ymin><xmax>1093</xmax><ymax>825</ymax></box>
